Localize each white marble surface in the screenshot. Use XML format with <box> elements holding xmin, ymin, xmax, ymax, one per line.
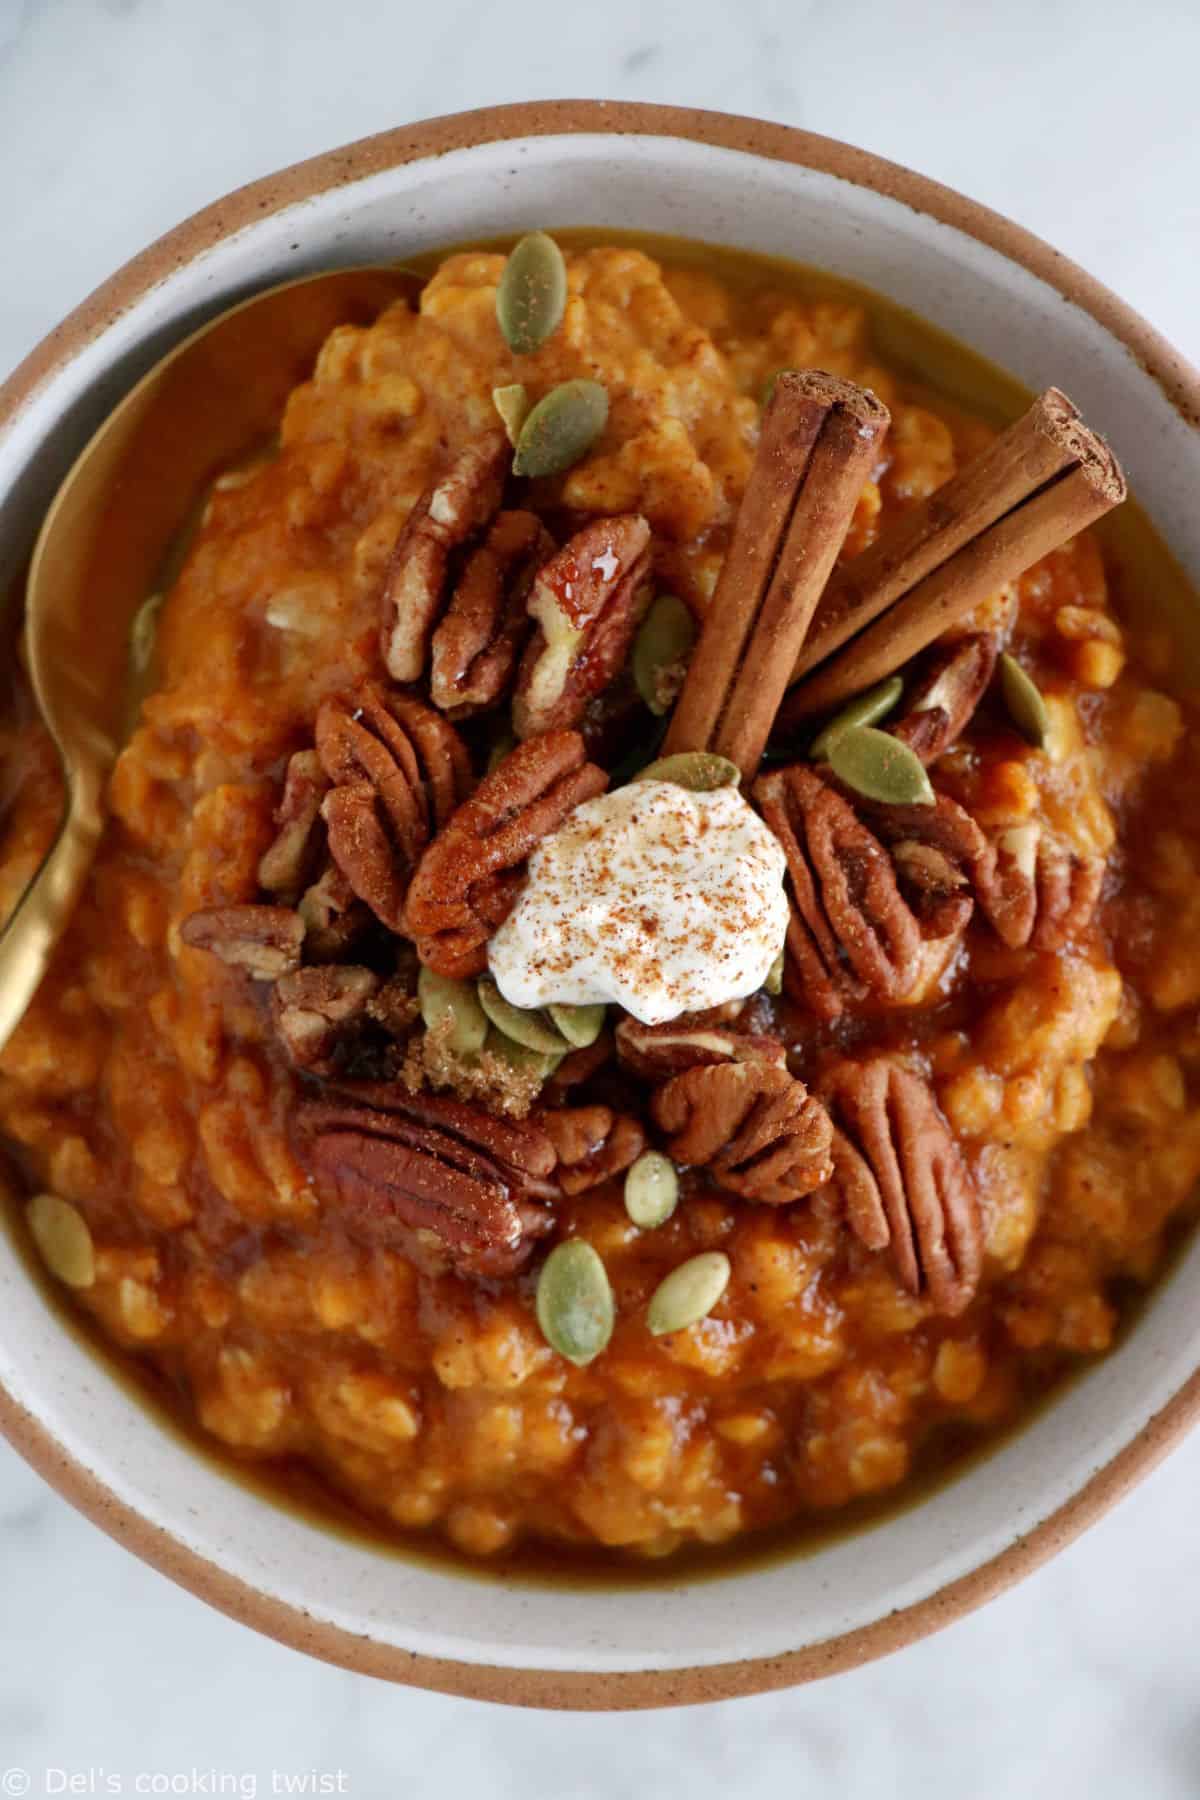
<box><xmin>3</xmin><ymin>0</ymin><xmax>1200</xmax><ymax>1789</ymax></box>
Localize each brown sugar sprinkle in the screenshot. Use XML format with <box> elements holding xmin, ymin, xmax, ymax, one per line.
<box><xmin>2</xmin><ymin>238</ymin><xmax>1196</xmax><ymax>1571</ymax></box>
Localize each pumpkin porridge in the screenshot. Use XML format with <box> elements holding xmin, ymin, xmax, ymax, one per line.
<box><xmin>2</xmin><ymin>234</ymin><xmax>1199</xmax><ymax>1567</ymax></box>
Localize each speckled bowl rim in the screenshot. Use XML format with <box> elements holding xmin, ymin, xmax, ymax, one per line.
<box><xmin>2</xmin><ymin>100</ymin><xmax>1199</xmax><ymax>1710</ymax></box>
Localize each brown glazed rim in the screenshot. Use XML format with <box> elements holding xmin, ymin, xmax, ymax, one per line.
<box><xmin>2</xmin><ymin>101</ymin><xmax>1200</xmax><ymax>1711</ymax></box>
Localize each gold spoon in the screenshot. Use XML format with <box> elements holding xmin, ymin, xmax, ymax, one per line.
<box><xmin>0</xmin><ymin>264</ymin><xmax>418</xmax><ymax>1051</ymax></box>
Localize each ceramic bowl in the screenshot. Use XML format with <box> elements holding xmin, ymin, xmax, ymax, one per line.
<box><xmin>2</xmin><ymin>102</ymin><xmax>1199</xmax><ymax>1710</ymax></box>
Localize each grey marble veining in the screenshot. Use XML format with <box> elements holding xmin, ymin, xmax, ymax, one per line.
<box><xmin>2</xmin><ymin>0</ymin><xmax>1200</xmax><ymax>1792</ymax></box>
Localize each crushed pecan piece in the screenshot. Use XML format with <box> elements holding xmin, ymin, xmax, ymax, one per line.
<box><xmin>513</xmin><ymin>515</ymin><xmax>653</xmax><ymax>738</ymax></box>
<box><xmin>888</xmin><ymin>634</ymin><xmax>998</xmax><ymax>765</ymax></box>
<box><xmin>615</xmin><ymin>1009</ymin><xmax>786</xmax><ymax>1080</ymax></box>
<box><xmin>430</xmin><ymin>510</ymin><xmax>555</xmax><ymax>716</ymax></box>
<box><xmin>403</xmin><ymin>730</ymin><xmax>608</xmax><ymax>978</ymax></box>
<box><xmin>294</xmin><ymin>1088</ymin><xmax>556</xmax><ymax>1278</ymax></box>
<box><xmin>544</xmin><ymin>1032</ymin><xmax>614</xmax><ymax>1095</ymax></box>
<box><xmin>179</xmin><ymin>904</ymin><xmax>304</xmax><ymax>979</ymax></box>
<box><xmin>819</xmin><ymin>1057</ymin><xmax>982</xmax><ymax>1316</ymax></box>
<box><xmin>316</xmin><ymin>684</ymin><xmax>472</xmax><ymax>932</ymax></box>
<box><xmin>257</xmin><ymin>750</ymin><xmax>329</xmax><ymax>899</ymax></box>
<box><xmin>651</xmin><ymin>1062</ymin><xmax>833</xmax><ymax>1205</ymax></box>
<box><xmin>754</xmin><ymin>765</ymin><xmax>922</xmax><ymax>1019</ymax></box>
<box><xmin>272</xmin><ymin>965</ymin><xmax>381</xmax><ymax>1071</ymax></box>
<box><xmin>978</xmin><ymin>823</ymin><xmax>1104</xmax><ymax>951</ymax></box>
<box><xmin>379</xmin><ymin>433</ymin><xmax>509</xmax><ymax>684</ymax></box>
<box><xmin>296</xmin><ymin>862</ymin><xmax>371</xmax><ymax>961</ymax></box>
<box><xmin>539</xmin><ymin>1105</ymin><xmax>647</xmax><ymax>1195</ymax></box>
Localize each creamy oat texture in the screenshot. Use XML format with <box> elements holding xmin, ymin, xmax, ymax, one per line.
<box><xmin>489</xmin><ymin>780</ymin><xmax>789</xmax><ymax>1024</ymax></box>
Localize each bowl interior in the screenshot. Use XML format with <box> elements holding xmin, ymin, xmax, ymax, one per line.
<box><xmin>2</xmin><ymin>121</ymin><xmax>1199</xmax><ymax>1687</ymax></box>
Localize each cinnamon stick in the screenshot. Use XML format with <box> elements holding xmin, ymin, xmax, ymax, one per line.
<box><xmin>781</xmin><ymin>388</ymin><xmax>1125</xmax><ymax>722</ymax></box>
<box><xmin>664</xmin><ymin>371</ymin><xmax>889</xmax><ymax>780</ymax></box>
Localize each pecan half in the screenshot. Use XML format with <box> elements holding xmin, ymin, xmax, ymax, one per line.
<box><xmin>379</xmin><ymin>433</ymin><xmax>510</xmax><ymax>684</ymax></box>
<box><xmin>754</xmin><ymin>765</ymin><xmax>922</xmax><ymax>1020</ymax></box>
<box><xmin>856</xmin><ymin>791</ymin><xmax>991</xmax><ymax>942</ymax></box>
<box><xmin>179</xmin><ymin>904</ymin><xmax>304</xmax><ymax>979</ymax></box>
<box><xmin>977</xmin><ymin>823</ymin><xmax>1104</xmax><ymax>951</ymax></box>
<box><xmin>293</xmin><ymin>1089</ymin><xmax>556</xmax><ymax>1278</ymax></box>
<box><xmin>651</xmin><ymin>1062</ymin><xmax>833</xmax><ymax>1205</ymax></box>
<box><xmin>430</xmin><ymin>510</ymin><xmax>555</xmax><ymax>716</ymax></box>
<box><xmin>257</xmin><ymin>750</ymin><xmax>329</xmax><ymax>899</ymax></box>
<box><xmin>539</xmin><ymin>1105</ymin><xmax>647</xmax><ymax>1195</ymax></box>
<box><xmin>272</xmin><ymin>965</ymin><xmax>381</xmax><ymax>1071</ymax></box>
<box><xmin>403</xmin><ymin>730</ymin><xmax>608</xmax><ymax>978</ymax></box>
<box><xmin>819</xmin><ymin>1056</ymin><xmax>981</xmax><ymax>1316</ymax></box>
<box><xmin>512</xmin><ymin>515</ymin><xmax>653</xmax><ymax>738</ymax></box>
<box><xmin>316</xmin><ymin>684</ymin><xmax>473</xmax><ymax>932</ymax></box>
<box><xmin>615</xmin><ymin>1009</ymin><xmax>786</xmax><ymax>1080</ymax></box>
<box><xmin>888</xmin><ymin>634</ymin><xmax>998</xmax><ymax>765</ymax></box>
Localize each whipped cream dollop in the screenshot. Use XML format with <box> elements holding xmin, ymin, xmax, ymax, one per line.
<box><xmin>487</xmin><ymin>779</ymin><xmax>789</xmax><ymax>1026</ymax></box>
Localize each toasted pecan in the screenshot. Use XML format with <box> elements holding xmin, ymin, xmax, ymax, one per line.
<box><xmin>430</xmin><ymin>510</ymin><xmax>555</xmax><ymax>716</ymax></box>
<box><xmin>179</xmin><ymin>904</ymin><xmax>305</xmax><ymax>980</ymax></box>
<box><xmin>512</xmin><ymin>515</ymin><xmax>653</xmax><ymax>738</ymax></box>
<box><xmin>887</xmin><ymin>633</ymin><xmax>998</xmax><ymax>765</ymax></box>
<box><xmin>819</xmin><ymin>1056</ymin><xmax>981</xmax><ymax>1316</ymax></box>
<box><xmin>754</xmin><ymin>765</ymin><xmax>923</xmax><ymax>1020</ymax></box>
<box><xmin>403</xmin><ymin>730</ymin><xmax>608</xmax><ymax>978</ymax></box>
<box><xmin>651</xmin><ymin>1062</ymin><xmax>833</xmax><ymax>1205</ymax></box>
<box><xmin>316</xmin><ymin>684</ymin><xmax>472</xmax><ymax>932</ymax></box>
<box><xmin>294</xmin><ymin>1088</ymin><xmax>556</xmax><ymax>1279</ymax></box>
<box><xmin>614</xmin><ymin>1009</ymin><xmax>786</xmax><ymax>1080</ymax></box>
<box><xmin>272</xmin><ymin>965</ymin><xmax>382</xmax><ymax>1072</ymax></box>
<box><xmin>257</xmin><ymin>750</ymin><xmax>330</xmax><ymax>899</ymax></box>
<box><xmin>379</xmin><ymin>434</ymin><xmax>509</xmax><ymax>684</ymax></box>
<box><xmin>978</xmin><ymin>823</ymin><xmax>1105</xmax><ymax>951</ymax></box>
<box><xmin>538</xmin><ymin>1105</ymin><xmax>647</xmax><ymax>1195</ymax></box>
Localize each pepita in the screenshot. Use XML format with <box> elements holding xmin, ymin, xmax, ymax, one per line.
<box><xmin>477</xmin><ymin>975</ymin><xmax>565</xmax><ymax>1054</ymax></box>
<box><xmin>765</xmin><ymin>947</ymin><xmax>785</xmax><ymax>996</ymax></box>
<box><xmin>998</xmin><ymin>652</ymin><xmax>1050</xmax><ymax>748</ymax></box>
<box><xmin>632</xmin><ymin>595</ymin><xmax>696</xmax><ymax>715</ymax></box>
<box><xmin>485</xmin><ymin>1027</ymin><xmax>563</xmax><ymax>1081</ymax></box>
<box><xmin>27</xmin><ymin>1193</ymin><xmax>95</xmax><ymax>1290</ymax></box>
<box><xmin>496</xmin><ymin>231</ymin><xmax>569</xmax><ymax>355</ymax></box>
<box><xmin>634</xmin><ymin>751</ymin><xmax>741</xmax><ymax>792</ymax></box>
<box><xmin>647</xmin><ymin>1251</ymin><xmax>731</xmax><ymax>1336</ymax></box>
<box><xmin>513</xmin><ymin>379</ymin><xmax>608</xmax><ymax>480</ymax></box>
<box><xmin>623</xmin><ymin>1151</ymin><xmax>679</xmax><ymax>1230</ymax></box>
<box><xmin>547</xmin><ymin>1002</ymin><xmax>606</xmax><ymax>1049</ymax></box>
<box><xmin>418</xmin><ymin>967</ymin><xmax>489</xmax><ymax>1057</ymax></box>
<box><xmin>827</xmin><ymin>725</ymin><xmax>935</xmax><ymax>807</ymax></box>
<box><xmin>809</xmin><ymin>675</ymin><xmax>904</xmax><ymax>760</ymax></box>
<box><xmin>536</xmin><ymin>1240</ymin><xmax>615</xmax><ymax>1366</ymax></box>
<box><xmin>491</xmin><ymin>383</ymin><xmax>530</xmax><ymax>446</ymax></box>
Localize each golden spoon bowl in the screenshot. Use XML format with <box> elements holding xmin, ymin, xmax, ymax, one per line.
<box><xmin>0</xmin><ymin>265</ymin><xmax>415</xmax><ymax>1051</ymax></box>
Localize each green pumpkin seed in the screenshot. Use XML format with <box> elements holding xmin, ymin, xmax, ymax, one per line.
<box><xmin>809</xmin><ymin>675</ymin><xmax>905</xmax><ymax>761</ymax></box>
<box><xmin>632</xmin><ymin>595</ymin><xmax>696</xmax><ymax>716</ymax></box>
<box><xmin>633</xmin><ymin>751</ymin><xmax>741</xmax><ymax>792</ymax></box>
<box><xmin>485</xmin><ymin>1027</ymin><xmax>563</xmax><ymax>1081</ymax></box>
<box><xmin>764</xmin><ymin>947</ymin><xmax>785</xmax><ymax>996</ymax></box>
<box><xmin>827</xmin><ymin>726</ymin><xmax>935</xmax><ymax>807</ymax></box>
<box><xmin>477</xmin><ymin>975</ymin><xmax>565</xmax><ymax>1053</ymax></box>
<box><xmin>129</xmin><ymin>591</ymin><xmax>166</xmax><ymax>677</ymax></box>
<box><xmin>496</xmin><ymin>232</ymin><xmax>568</xmax><ymax>355</ymax></box>
<box><xmin>513</xmin><ymin>379</ymin><xmax>608</xmax><ymax>479</ymax></box>
<box><xmin>27</xmin><ymin>1193</ymin><xmax>95</xmax><ymax>1290</ymax></box>
<box><xmin>418</xmin><ymin>967</ymin><xmax>488</xmax><ymax>1057</ymax></box>
<box><xmin>536</xmin><ymin>1240</ymin><xmax>614</xmax><ymax>1366</ymax></box>
<box><xmin>623</xmin><ymin>1152</ymin><xmax>679</xmax><ymax>1230</ymax></box>
<box><xmin>647</xmin><ymin>1251</ymin><xmax>731</xmax><ymax>1336</ymax></box>
<box><xmin>547</xmin><ymin>1002</ymin><xmax>605</xmax><ymax>1048</ymax></box>
<box><xmin>998</xmin><ymin>652</ymin><xmax>1049</xmax><ymax>748</ymax></box>
<box><xmin>491</xmin><ymin>383</ymin><xmax>530</xmax><ymax>446</ymax></box>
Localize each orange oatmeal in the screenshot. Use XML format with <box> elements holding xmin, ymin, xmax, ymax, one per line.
<box><xmin>3</xmin><ymin>237</ymin><xmax>1200</xmax><ymax>1567</ymax></box>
